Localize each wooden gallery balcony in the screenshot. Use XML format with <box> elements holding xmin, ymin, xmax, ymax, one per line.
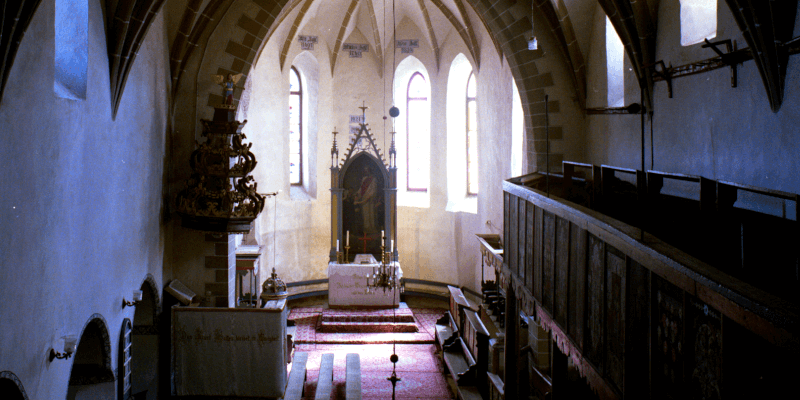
<box><xmin>495</xmin><ymin>162</ymin><xmax>799</xmax><ymax>399</ymax></box>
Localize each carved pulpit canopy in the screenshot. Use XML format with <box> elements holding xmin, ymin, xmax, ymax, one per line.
<box><xmin>330</xmin><ymin>104</ymin><xmax>398</xmax><ymax>263</ymax></box>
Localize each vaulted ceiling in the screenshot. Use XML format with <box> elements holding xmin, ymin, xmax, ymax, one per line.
<box><xmin>0</xmin><ymin>0</ymin><xmax>797</xmax><ymax>116</ymax></box>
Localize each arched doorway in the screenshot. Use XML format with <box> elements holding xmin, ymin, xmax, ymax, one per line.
<box><xmin>0</xmin><ymin>371</ymin><xmax>28</xmax><ymax>400</ymax></box>
<box><xmin>67</xmin><ymin>315</ymin><xmax>114</xmax><ymax>400</ymax></box>
<box><xmin>131</xmin><ymin>275</ymin><xmax>160</xmax><ymax>399</ymax></box>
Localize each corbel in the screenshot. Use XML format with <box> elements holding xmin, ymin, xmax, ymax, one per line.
<box><xmin>702</xmin><ymin>38</ymin><xmax>739</xmax><ymax>88</ymax></box>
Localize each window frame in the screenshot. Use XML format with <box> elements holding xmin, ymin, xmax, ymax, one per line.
<box><xmin>406</xmin><ymin>71</ymin><xmax>429</xmax><ymax>192</ymax></box>
<box><xmin>466</xmin><ymin>72</ymin><xmax>478</xmax><ymax>195</ymax></box>
<box><xmin>289</xmin><ymin>66</ymin><xmax>303</xmax><ymax>186</ymax></box>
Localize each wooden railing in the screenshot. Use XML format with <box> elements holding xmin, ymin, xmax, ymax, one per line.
<box><xmin>501</xmin><ymin>167</ymin><xmax>799</xmax><ymax>399</ymax></box>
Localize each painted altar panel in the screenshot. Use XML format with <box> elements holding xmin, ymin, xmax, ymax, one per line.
<box><xmin>342</xmin><ymin>154</ymin><xmax>385</xmax><ymax>260</ymax></box>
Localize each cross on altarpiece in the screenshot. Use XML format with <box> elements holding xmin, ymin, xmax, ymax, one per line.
<box><xmin>357</xmin><ymin>232</ymin><xmax>374</xmax><ymax>254</ymax></box>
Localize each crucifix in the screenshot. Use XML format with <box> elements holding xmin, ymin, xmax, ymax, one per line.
<box><xmin>357</xmin><ymin>232</ymin><xmax>374</xmax><ymax>254</ymax></box>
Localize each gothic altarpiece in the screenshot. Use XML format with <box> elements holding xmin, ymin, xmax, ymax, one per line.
<box><xmin>327</xmin><ymin>106</ymin><xmax>401</xmax><ymax>307</ymax></box>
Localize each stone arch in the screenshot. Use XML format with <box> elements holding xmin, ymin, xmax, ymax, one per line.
<box><xmin>131</xmin><ymin>275</ymin><xmax>160</xmax><ymax>397</ymax></box>
<box><xmin>67</xmin><ymin>314</ymin><xmax>115</xmax><ymax>400</ymax></box>
<box><xmin>118</xmin><ymin>318</ymin><xmax>133</xmax><ymax>400</ymax></box>
<box><xmin>135</xmin><ymin>274</ymin><xmax>160</xmax><ymax>329</ymax></box>
<box><xmin>0</xmin><ymin>371</ymin><xmax>29</xmax><ymax>400</ymax></box>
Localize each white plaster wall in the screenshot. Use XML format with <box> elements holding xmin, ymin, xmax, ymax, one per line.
<box><xmin>243</xmin><ymin>13</ymin><xmax>520</xmax><ymax>291</ymax></box>
<box><xmin>0</xmin><ymin>1</ymin><xmax>169</xmax><ymax>398</ymax></box>
<box><xmin>586</xmin><ymin>1</ymin><xmax>800</xmax><ymax>195</ymax></box>
<box><xmin>585</xmin><ymin>4</ymin><xmax>642</xmax><ymax>169</ymax></box>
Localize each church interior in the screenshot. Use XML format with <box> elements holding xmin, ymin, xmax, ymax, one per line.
<box><xmin>1</xmin><ymin>0</ymin><xmax>799</xmax><ymax>399</ymax></box>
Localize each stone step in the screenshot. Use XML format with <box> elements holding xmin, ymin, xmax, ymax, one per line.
<box><xmin>317</xmin><ymin>321</ymin><xmax>419</xmax><ymax>333</ymax></box>
<box><xmin>319</xmin><ymin>314</ymin><xmax>415</xmax><ymax>323</ymax></box>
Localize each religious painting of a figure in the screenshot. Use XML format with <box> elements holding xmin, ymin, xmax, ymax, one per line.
<box><xmin>342</xmin><ymin>155</ymin><xmax>385</xmax><ymax>259</ymax></box>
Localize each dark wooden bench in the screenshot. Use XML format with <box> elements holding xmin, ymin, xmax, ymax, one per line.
<box><xmin>448</xmin><ymin>286</ymin><xmax>476</xmax><ymax>332</ymax></box>
<box><xmin>442</xmin><ymin>336</ymin><xmax>477</xmax><ymax>386</ymax></box>
<box><xmin>314</xmin><ymin>353</ymin><xmax>334</xmax><ymax>400</ymax></box>
<box><xmin>437</xmin><ymin>286</ymin><xmax>493</xmax><ymax>399</ymax></box>
<box><xmin>487</xmin><ymin>372</ymin><xmax>504</xmax><ymax>400</ymax></box>
<box><xmin>283</xmin><ymin>351</ymin><xmax>308</xmax><ymax>400</ymax></box>
<box><xmin>345</xmin><ymin>353</ymin><xmax>361</xmax><ymax>400</ymax></box>
<box><xmin>435</xmin><ymin>311</ymin><xmax>458</xmax><ymax>349</ymax></box>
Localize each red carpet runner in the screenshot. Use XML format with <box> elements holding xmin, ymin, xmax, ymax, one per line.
<box><xmin>289</xmin><ymin>305</ymin><xmax>445</xmax><ymax>344</ymax></box>
<box><xmin>287</xmin><ymin>305</ymin><xmax>455</xmax><ymax>399</ymax></box>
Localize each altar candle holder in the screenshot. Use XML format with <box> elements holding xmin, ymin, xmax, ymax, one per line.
<box><xmin>345</xmin><ymin>246</ymin><xmax>350</xmax><ymax>263</ymax></box>
<box><xmin>336</xmin><ymin>251</ymin><xmax>344</xmax><ymax>264</ymax></box>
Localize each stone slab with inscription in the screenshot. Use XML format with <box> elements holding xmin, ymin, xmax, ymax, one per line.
<box><xmin>172</xmin><ymin>305</ymin><xmax>287</xmax><ymax>397</ymax></box>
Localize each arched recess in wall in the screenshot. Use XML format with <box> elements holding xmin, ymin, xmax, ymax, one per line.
<box><xmin>393</xmin><ymin>55</ymin><xmax>431</xmax><ymax>209</ymax></box>
<box><xmin>131</xmin><ymin>274</ymin><xmax>160</xmax><ymax>398</ymax></box>
<box><xmin>445</xmin><ymin>53</ymin><xmax>476</xmax><ymax>213</ymax></box>
<box><xmin>118</xmin><ymin>319</ymin><xmax>132</xmax><ymax>400</ymax></box>
<box><xmin>289</xmin><ymin>51</ymin><xmax>320</xmax><ymax>200</ymax></box>
<box><xmin>67</xmin><ymin>314</ymin><xmax>115</xmax><ymax>400</ymax></box>
<box><xmin>0</xmin><ymin>371</ymin><xmax>29</xmax><ymax>400</ymax></box>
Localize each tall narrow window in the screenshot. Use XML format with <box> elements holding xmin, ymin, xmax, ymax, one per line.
<box><xmin>289</xmin><ymin>67</ymin><xmax>303</xmax><ymax>185</ymax></box>
<box><xmin>466</xmin><ymin>72</ymin><xmax>478</xmax><ymax>195</ymax></box>
<box><xmin>606</xmin><ymin>17</ymin><xmax>624</xmax><ymax>107</ymax></box>
<box><xmin>511</xmin><ymin>78</ymin><xmax>524</xmax><ymax>177</ymax></box>
<box><xmin>54</xmin><ymin>0</ymin><xmax>88</xmax><ymax>100</ymax></box>
<box><xmin>680</xmin><ymin>0</ymin><xmax>717</xmax><ymax>46</ymax></box>
<box><xmin>406</xmin><ymin>72</ymin><xmax>430</xmax><ymax>191</ymax></box>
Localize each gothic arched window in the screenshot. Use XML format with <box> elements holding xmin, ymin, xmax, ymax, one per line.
<box><xmin>466</xmin><ymin>72</ymin><xmax>478</xmax><ymax>195</ymax></box>
<box><xmin>289</xmin><ymin>67</ymin><xmax>303</xmax><ymax>185</ymax></box>
<box><xmin>54</xmin><ymin>0</ymin><xmax>88</xmax><ymax>100</ymax></box>
<box><xmin>679</xmin><ymin>0</ymin><xmax>717</xmax><ymax>46</ymax></box>
<box><xmin>606</xmin><ymin>17</ymin><xmax>624</xmax><ymax>107</ymax></box>
<box><xmin>406</xmin><ymin>72</ymin><xmax>430</xmax><ymax>192</ymax></box>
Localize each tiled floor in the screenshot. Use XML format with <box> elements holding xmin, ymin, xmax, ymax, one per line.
<box><xmin>287</xmin><ymin>298</ymin><xmax>456</xmax><ymax>399</ymax></box>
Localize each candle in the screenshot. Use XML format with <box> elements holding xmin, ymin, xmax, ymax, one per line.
<box><xmin>390</xmin><ymin>240</ymin><xmax>394</xmax><ymax>253</ymax></box>
<box><xmin>337</xmin><ymin>239</ymin><xmax>339</xmax><ymax>252</ymax></box>
<box><xmin>381</xmin><ymin>230</ymin><xmax>384</xmax><ymax>238</ymax></box>
<box><xmin>346</xmin><ymin>231</ymin><xmax>350</xmax><ymax>246</ymax></box>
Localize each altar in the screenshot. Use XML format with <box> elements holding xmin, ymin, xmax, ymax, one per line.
<box><xmin>328</xmin><ymin>104</ymin><xmax>401</xmax><ymax>308</ymax></box>
<box><xmin>327</xmin><ymin>260</ymin><xmax>402</xmax><ymax>307</ymax></box>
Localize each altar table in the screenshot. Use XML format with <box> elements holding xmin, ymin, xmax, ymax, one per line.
<box><xmin>327</xmin><ymin>261</ymin><xmax>402</xmax><ymax>307</ymax></box>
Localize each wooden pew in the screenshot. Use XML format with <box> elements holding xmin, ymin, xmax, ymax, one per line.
<box><xmin>283</xmin><ymin>351</ymin><xmax>308</xmax><ymax>400</ymax></box>
<box><xmin>345</xmin><ymin>353</ymin><xmax>361</xmax><ymax>400</ymax></box>
<box><xmin>314</xmin><ymin>353</ymin><xmax>334</xmax><ymax>400</ymax></box>
<box><xmin>434</xmin><ymin>311</ymin><xmax>459</xmax><ymax>349</ymax></box>
<box><xmin>438</xmin><ymin>287</ymin><xmax>492</xmax><ymax>400</ymax></box>
<box><xmin>487</xmin><ymin>372</ymin><xmax>504</xmax><ymax>400</ymax></box>
<box><xmin>448</xmin><ymin>286</ymin><xmax>476</xmax><ymax>332</ymax></box>
<box><xmin>442</xmin><ymin>336</ymin><xmax>477</xmax><ymax>386</ymax></box>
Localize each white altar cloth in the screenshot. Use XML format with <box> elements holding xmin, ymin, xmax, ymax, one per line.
<box><xmin>327</xmin><ymin>261</ymin><xmax>402</xmax><ymax>307</ymax></box>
